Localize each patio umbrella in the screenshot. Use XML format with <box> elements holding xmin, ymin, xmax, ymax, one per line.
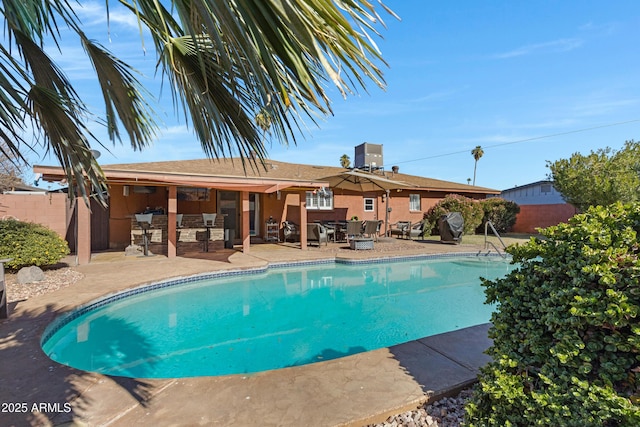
<box><xmin>319</xmin><ymin>170</ymin><xmax>416</xmax><ymax>234</ymax></box>
<box><xmin>319</xmin><ymin>170</ymin><xmax>415</xmax><ymax>192</ymax></box>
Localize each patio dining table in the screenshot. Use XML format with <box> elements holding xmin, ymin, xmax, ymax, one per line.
<box><xmin>324</xmin><ymin>221</ymin><xmax>347</xmax><ymax>242</ymax></box>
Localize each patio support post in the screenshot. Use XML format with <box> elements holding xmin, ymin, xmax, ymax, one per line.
<box><xmin>76</xmin><ymin>188</ymin><xmax>91</xmax><ymax>265</ymax></box>
<box><xmin>299</xmin><ymin>191</ymin><xmax>307</xmax><ymax>250</ymax></box>
<box><xmin>167</xmin><ymin>186</ymin><xmax>177</xmax><ymax>258</ymax></box>
<box><xmin>384</xmin><ymin>189</ymin><xmax>390</xmax><ymax>236</ymax></box>
<box><xmin>241</xmin><ymin>191</ymin><xmax>250</xmax><ymax>253</ymax></box>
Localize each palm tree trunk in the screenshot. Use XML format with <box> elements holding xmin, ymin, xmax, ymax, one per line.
<box><xmin>473</xmin><ymin>161</ymin><xmax>478</xmax><ymax>186</ymax></box>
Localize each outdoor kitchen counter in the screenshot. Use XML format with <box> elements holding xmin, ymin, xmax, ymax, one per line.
<box><xmin>130</xmin><ymin>214</ymin><xmax>225</xmax><ymax>255</ymax></box>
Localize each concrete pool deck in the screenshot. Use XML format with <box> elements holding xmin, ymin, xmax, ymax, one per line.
<box><xmin>0</xmin><ymin>240</ymin><xmax>500</xmax><ymax>426</ymax></box>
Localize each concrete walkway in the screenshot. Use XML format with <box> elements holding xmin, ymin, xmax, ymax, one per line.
<box><xmin>0</xmin><ymin>242</ymin><xmax>495</xmax><ymax>427</ymax></box>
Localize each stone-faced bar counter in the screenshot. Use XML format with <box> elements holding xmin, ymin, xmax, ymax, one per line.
<box><xmin>130</xmin><ymin>214</ymin><xmax>225</xmax><ymax>255</ymax></box>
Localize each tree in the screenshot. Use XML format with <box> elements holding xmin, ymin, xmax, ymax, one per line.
<box><xmin>340</xmin><ymin>154</ymin><xmax>351</xmax><ymax>169</ymax></box>
<box><xmin>0</xmin><ymin>142</ymin><xmax>26</xmax><ymax>191</ymax></box>
<box><xmin>547</xmin><ymin>140</ymin><xmax>640</xmax><ymax>212</ymax></box>
<box><xmin>1</xmin><ymin>0</ymin><xmax>395</xmax><ymax>204</ymax></box>
<box><xmin>471</xmin><ymin>145</ymin><xmax>484</xmax><ymax>185</ymax></box>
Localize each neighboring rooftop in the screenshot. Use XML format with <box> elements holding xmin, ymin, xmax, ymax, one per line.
<box><xmin>500</xmin><ymin>180</ymin><xmax>566</xmax><ymax>205</ymax></box>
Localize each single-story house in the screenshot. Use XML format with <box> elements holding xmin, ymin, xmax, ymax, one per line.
<box><xmin>34</xmin><ymin>157</ymin><xmax>499</xmax><ymax>264</ymax></box>
<box><xmin>499</xmin><ymin>180</ymin><xmax>577</xmax><ymax>233</ymax></box>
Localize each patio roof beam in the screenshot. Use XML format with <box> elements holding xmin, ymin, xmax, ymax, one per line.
<box><xmin>34</xmin><ymin>165</ymin><xmax>328</xmax><ymax>194</ymax></box>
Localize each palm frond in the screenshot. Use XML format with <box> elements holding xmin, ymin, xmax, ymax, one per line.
<box><xmin>162</xmin><ymin>36</ymin><xmax>268</xmax><ymax>163</ymax></box>
<box><xmin>136</xmin><ymin>0</ymin><xmax>391</xmax><ymax>168</ymax></box>
<box><xmin>79</xmin><ymin>34</ymin><xmax>157</xmax><ymax>150</ymax></box>
<box><xmin>27</xmin><ymin>85</ymin><xmax>107</xmax><ymax>206</ymax></box>
<box><xmin>0</xmin><ymin>0</ymin><xmax>392</xmax><ymax>204</ymax></box>
<box><xmin>0</xmin><ymin>47</ymin><xmax>31</xmax><ymax>160</ymax></box>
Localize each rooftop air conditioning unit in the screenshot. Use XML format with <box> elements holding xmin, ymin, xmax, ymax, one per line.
<box><xmin>354</xmin><ymin>142</ymin><xmax>383</xmax><ymax>171</ymax></box>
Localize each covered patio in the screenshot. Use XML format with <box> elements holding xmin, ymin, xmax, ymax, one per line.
<box><xmin>34</xmin><ymin>163</ymin><xmax>329</xmax><ymax>265</ymax></box>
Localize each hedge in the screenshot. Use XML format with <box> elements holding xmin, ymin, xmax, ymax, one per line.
<box><xmin>477</xmin><ymin>197</ymin><xmax>520</xmax><ymax>234</ymax></box>
<box><xmin>0</xmin><ymin>219</ymin><xmax>70</xmax><ymax>271</ymax></box>
<box><xmin>424</xmin><ymin>194</ymin><xmax>484</xmax><ymax>235</ymax></box>
<box><xmin>465</xmin><ymin>202</ymin><xmax>640</xmax><ymax>426</ymax></box>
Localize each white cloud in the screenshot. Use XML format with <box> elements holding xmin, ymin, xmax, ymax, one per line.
<box><xmin>578</xmin><ymin>21</ymin><xmax>618</xmax><ymax>36</ymax></box>
<box><xmin>491</xmin><ymin>38</ymin><xmax>583</xmax><ymax>59</ymax></box>
<box><xmin>570</xmin><ymin>97</ymin><xmax>639</xmax><ymax>118</ymax></box>
<box><xmin>74</xmin><ymin>2</ymin><xmax>141</xmax><ymax>30</ymax></box>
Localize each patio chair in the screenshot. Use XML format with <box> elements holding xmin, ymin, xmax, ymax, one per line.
<box><xmin>409</xmin><ymin>221</ymin><xmax>425</xmax><ymax>240</ymax></box>
<box><xmin>282</xmin><ymin>221</ymin><xmax>299</xmax><ymax>243</ymax></box>
<box><xmin>346</xmin><ymin>220</ymin><xmax>363</xmax><ymax>242</ymax></box>
<box><xmin>363</xmin><ymin>220</ymin><xmax>383</xmax><ymax>241</ymax></box>
<box><xmin>307</xmin><ymin>223</ymin><xmax>329</xmax><ymax>246</ymax></box>
<box><xmin>320</xmin><ymin>221</ymin><xmax>336</xmax><ymax>242</ymax></box>
<box><xmin>389</xmin><ymin>221</ymin><xmax>411</xmax><ymax>239</ymax></box>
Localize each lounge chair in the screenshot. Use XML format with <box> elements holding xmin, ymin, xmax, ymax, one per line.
<box><xmin>389</xmin><ymin>221</ymin><xmax>411</xmax><ymax>239</ymax></box>
<box><xmin>282</xmin><ymin>221</ymin><xmax>299</xmax><ymax>243</ymax></box>
<box><xmin>307</xmin><ymin>223</ymin><xmax>329</xmax><ymax>246</ymax></box>
<box><xmin>409</xmin><ymin>221</ymin><xmax>425</xmax><ymax>240</ymax></box>
<box><xmin>363</xmin><ymin>220</ymin><xmax>382</xmax><ymax>241</ymax></box>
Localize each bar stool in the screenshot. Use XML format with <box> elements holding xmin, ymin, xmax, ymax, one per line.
<box><xmin>135</xmin><ymin>213</ymin><xmax>153</xmax><ymax>256</ymax></box>
<box><xmin>202</xmin><ymin>213</ymin><xmax>217</xmax><ymax>252</ymax></box>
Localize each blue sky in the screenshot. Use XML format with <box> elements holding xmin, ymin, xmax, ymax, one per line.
<box><xmin>30</xmin><ymin>1</ymin><xmax>640</xmax><ymax>191</ymax></box>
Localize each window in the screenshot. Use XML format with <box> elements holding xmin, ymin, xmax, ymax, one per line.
<box><xmin>409</xmin><ymin>194</ymin><xmax>421</xmax><ymax>211</ymax></box>
<box><xmin>306</xmin><ymin>189</ymin><xmax>333</xmax><ymax>210</ymax></box>
<box><xmin>540</xmin><ymin>184</ymin><xmax>552</xmax><ymax>194</ymax></box>
<box><xmin>363</xmin><ymin>198</ymin><xmax>375</xmax><ymax>212</ymax></box>
<box><xmin>177</xmin><ymin>187</ymin><xmax>209</xmax><ymax>201</ymax></box>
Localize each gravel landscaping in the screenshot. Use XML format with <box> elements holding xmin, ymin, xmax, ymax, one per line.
<box><xmin>5</xmin><ymin>266</ymin><xmax>84</xmax><ymax>303</ymax></box>
<box><xmin>369</xmin><ymin>389</ymin><xmax>472</xmax><ymax>427</ymax></box>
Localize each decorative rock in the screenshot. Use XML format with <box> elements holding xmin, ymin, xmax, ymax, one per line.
<box><xmin>368</xmin><ymin>388</ymin><xmax>473</xmax><ymax>427</ymax></box>
<box><xmin>16</xmin><ymin>266</ymin><xmax>45</xmax><ymax>284</ymax></box>
<box><xmin>124</xmin><ymin>244</ymin><xmax>143</xmax><ymax>256</ymax></box>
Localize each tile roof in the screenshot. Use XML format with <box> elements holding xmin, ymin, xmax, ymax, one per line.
<box><xmin>103</xmin><ymin>158</ymin><xmax>499</xmax><ymax>194</ymax></box>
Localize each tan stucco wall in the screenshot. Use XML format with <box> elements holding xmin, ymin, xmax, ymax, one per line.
<box><xmin>0</xmin><ymin>192</ymin><xmax>69</xmax><ymax>238</ymax></box>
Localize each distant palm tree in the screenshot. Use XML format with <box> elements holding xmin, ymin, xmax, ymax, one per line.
<box><xmin>340</xmin><ymin>154</ymin><xmax>351</xmax><ymax>169</ymax></box>
<box><xmin>471</xmin><ymin>146</ymin><xmax>484</xmax><ymax>185</ymax></box>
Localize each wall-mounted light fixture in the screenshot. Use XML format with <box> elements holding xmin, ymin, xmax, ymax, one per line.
<box><xmin>123</xmin><ymin>185</ymin><xmax>130</xmax><ymax>196</ymax></box>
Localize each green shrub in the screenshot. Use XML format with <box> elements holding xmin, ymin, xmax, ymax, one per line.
<box><xmin>465</xmin><ymin>202</ymin><xmax>640</xmax><ymax>426</ymax></box>
<box><xmin>0</xmin><ymin>219</ymin><xmax>70</xmax><ymax>271</ymax></box>
<box><xmin>425</xmin><ymin>194</ymin><xmax>484</xmax><ymax>235</ymax></box>
<box><xmin>476</xmin><ymin>197</ymin><xmax>520</xmax><ymax>234</ymax></box>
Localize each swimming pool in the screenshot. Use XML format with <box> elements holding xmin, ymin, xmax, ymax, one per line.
<box><xmin>41</xmin><ymin>255</ymin><xmax>515</xmax><ymax>379</ymax></box>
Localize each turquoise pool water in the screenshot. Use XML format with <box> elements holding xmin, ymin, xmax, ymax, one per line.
<box><xmin>42</xmin><ymin>256</ymin><xmax>515</xmax><ymax>379</ymax></box>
